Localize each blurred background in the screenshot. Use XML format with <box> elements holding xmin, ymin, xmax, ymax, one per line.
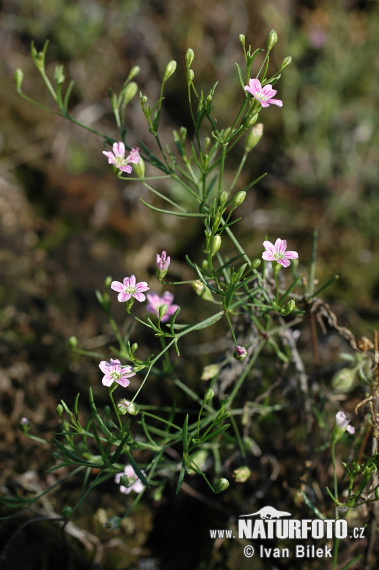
<box><xmin>1</xmin><ymin>0</ymin><xmax>379</xmax><ymax>568</ymax></box>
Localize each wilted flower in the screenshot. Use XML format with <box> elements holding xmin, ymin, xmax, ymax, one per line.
<box><xmin>262</xmin><ymin>238</ymin><xmax>298</xmax><ymax>268</ymax></box>
<box><xmin>115</xmin><ymin>465</ymin><xmax>145</xmax><ymax>495</ymax></box>
<box><xmin>335</xmin><ymin>411</ymin><xmax>355</xmax><ymax>435</ymax></box>
<box><xmin>102</xmin><ymin>142</ymin><xmax>140</xmax><ymax>173</ymax></box>
<box><xmin>99</xmin><ymin>358</ymin><xmax>136</xmax><ymax>388</ymax></box>
<box><xmin>146</xmin><ymin>291</ymin><xmax>179</xmax><ymax>322</ymax></box>
<box><xmin>117</xmin><ymin>399</ymin><xmax>139</xmax><ymax>416</ymax></box>
<box><xmin>244</xmin><ymin>78</ymin><xmax>283</xmax><ymax>108</ymax></box>
<box><xmin>111</xmin><ymin>275</ymin><xmax>149</xmax><ymax>303</ymax></box>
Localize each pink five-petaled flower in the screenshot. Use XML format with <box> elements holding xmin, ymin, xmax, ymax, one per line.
<box><xmin>335</xmin><ymin>411</ymin><xmax>355</xmax><ymax>435</ymax></box>
<box><xmin>115</xmin><ymin>465</ymin><xmax>145</xmax><ymax>495</ymax></box>
<box><xmin>244</xmin><ymin>78</ymin><xmax>283</xmax><ymax>108</ymax></box>
<box><xmin>111</xmin><ymin>275</ymin><xmax>149</xmax><ymax>303</ymax></box>
<box><xmin>146</xmin><ymin>291</ymin><xmax>179</xmax><ymax>322</ymax></box>
<box><xmin>262</xmin><ymin>238</ymin><xmax>299</xmax><ymax>268</ymax></box>
<box><xmin>156</xmin><ymin>251</ymin><xmax>170</xmax><ymax>271</ymax></box>
<box><xmin>102</xmin><ymin>142</ymin><xmax>140</xmax><ymax>173</ymax></box>
<box><xmin>99</xmin><ymin>358</ymin><xmax>136</xmax><ymax>388</ymax></box>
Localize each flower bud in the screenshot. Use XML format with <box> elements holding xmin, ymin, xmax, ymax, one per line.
<box><xmin>233</xmin><ymin>466</ymin><xmax>251</xmax><ymax>483</ymax></box>
<box><xmin>54</xmin><ymin>65</ymin><xmax>65</xmax><ymax>85</ymax></box>
<box><xmin>219</xmin><ymin>191</ymin><xmax>228</xmax><ymax>208</ymax></box>
<box><xmin>280</xmin><ymin>56</ymin><xmax>292</xmax><ymax>71</ymax></box>
<box><xmin>127</xmin><ymin>66</ymin><xmax>140</xmax><ymax>81</ymax></box>
<box><xmin>185</xmin><ymin>48</ymin><xmax>194</xmax><ymax>68</ymax></box>
<box><xmin>201</xmin><ymin>363</ymin><xmax>220</xmax><ymax>381</ymax></box>
<box><xmin>230</xmin><ymin>190</ymin><xmax>246</xmax><ymax>212</ymax></box>
<box><xmin>251</xmin><ymin>259</ymin><xmax>261</xmax><ymax>269</ymax></box>
<box><xmin>246</xmin><ymin>113</ymin><xmax>259</xmax><ymax>128</ymax></box>
<box><xmin>105</xmin><ymin>276</ymin><xmax>112</xmax><ymax>287</ymax></box>
<box><xmin>239</xmin><ymin>34</ymin><xmax>246</xmax><ymax>47</ymax></box>
<box><xmin>281</xmin><ymin>299</ymin><xmax>296</xmax><ymax>316</ymax></box>
<box><xmin>56</xmin><ymin>404</ymin><xmax>64</xmax><ymax>416</ymax></box>
<box><xmin>14</xmin><ymin>69</ymin><xmax>24</xmax><ymax>92</ymax></box>
<box><xmin>140</xmin><ymin>94</ymin><xmax>148</xmax><ymax>105</ymax></box>
<box><xmin>122</xmin><ymin>81</ymin><xmax>138</xmax><ymax>106</ymax></box>
<box><xmin>245</xmin><ymin>123</ymin><xmax>263</xmax><ymax>153</ymax></box>
<box><xmin>204</xmin><ymin>389</ymin><xmax>214</xmax><ymax>403</ymax></box>
<box><xmin>20</xmin><ymin>417</ymin><xmax>30</xmax><ymax>433</ymax></box>
<box><xmin>133</xmin><ymin>156</ymin><xmax>145</xmax><ymax>179</ymax></box>
<box><xmin>163</xmin><ymin>60</ymin><xmax>177</xmax><ymax>81</ymax></box>
<box><xmin>62</xmin><ymin>506</ymin><xmax>73</xmax><ymax>518</ymax></box>
<box><xmin>234</xmin><ymin>345</ymin><xmax>247</xmax><ymax>361</ymax></box>
<box><xmin>158</xmin><ymin>304</ymin><xmax>168</xmax><ymax>321</ymax></box>
<box><xmin>191</xmin><ymin>280</ymin><xmax>214</xmax><ymax>302</ymax></box>
<box><xmin>210</xmin><ymin>235</ymin><xmax>222</xmax><ymax>257</ymax></box>
<box><xmin>267</xmin><ymin>29</ymin><xmax>278</xmax><ymax>52</ymax></box>
<box><xmin>68</xmin><ymin>336</ymin><xmax>78</xmax><ymax>348</ymax></box>
<box><xmin>187</xmin><ymin>69</ymin><xmax>194</xmax><ymax>84</ymax></box>
<box><xmin>214</xmin><ymin>477</ymin><xmax>230</xmax><ymax>493</ymax></box>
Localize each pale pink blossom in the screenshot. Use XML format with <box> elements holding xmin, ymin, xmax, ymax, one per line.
<box><xmin>146</xmin><ymin>291</ymin><xmax>179</xmax><ymax>322</ymax></box>
<box><xmin>102</xmin><ymin>142</ymin><xmax>140</xmax><ymax>173</ymax></box>
<box><xmin>99</xmin><ymin>358</ymin><xmax>136</xmax><ymax>388</ymax></box>
<box><xmin>262</xmin><ymin>238</ymin><xmax>298</xmax><ymax>268</ymax></box>
<box><xmin>244</xmin><ymin>78</ymin><xmax>283</xmax><ymax>108</ymax></box>
<box><xmin>111</xmin><ymin>275</ymin><xmax>149</xmax><ymax>303</ymax></box>
<box><xmin>335</xmin><ymin>411</ymin><xmax>355</xmax><ymax>435</ymax></box>
<box><xmin>115</xmin><ymin>464</ymin><xmax>145</xmax><ymax>495</ymax></box>
<box><xmin>156</xmin><ymin>251</ymin><xmax>170</xmax><ymax>271</ymax></box>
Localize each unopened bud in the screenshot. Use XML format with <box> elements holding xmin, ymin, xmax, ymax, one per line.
<box><xmin>62</xmin><ymin>506</ymin><xmax>73</xmax><ymax>518</ymax></box>
<box><xmin>281</xmin><ymin>299</ymin><xmax>296</xmax><ymax>316</ymax></box>
<box><xmin>233</xmin><ymin>466</ymin><xmax>251</xmax><ymax>482</ymax></box>
<box><xmin>267</xmin><ymin>29</ymin><xmax>278</xmax><ymax>52</ymax></box>
<box><xmin>56</xmin><ymin>404</ymin><xmax>64</xmax><ymax>416</ymax></box>
<box><xmin>230</xmin><ymin>191</ymin><xmax>246</xmax><ymax>212</ymax></box>
<box><xmin>14</xmin><ymin>69</ymin><xmax>24</xmax><ymax>92</ymax></box>
<box><xmin>163</xmin><ymin>60</ymin><xmax>177</xmax><ymax>81</ymax></box>
<box><xmin>54</xmin><ymin>65</ymin><xmax>65</xmax><ymax>85</ymax></box>
<box><xmin>234</xmin><ymin>345</ymin><xmax>247</xmax><ymax>361</ymax></box>
<box><xmin>239</xmin><ymin>34</ymin><xmax>246</xmax><ymax>47</ymax></box>
<box><xmin>204</xmin><ymin>389</ymin><xmax>214</xmax><ymax>403</ymax></box>
<box><xmin>133</xmin><ymin>156</ymin><xmax>145</xmax><ymax>179</ymax></box>
<box><xmin>210</xmin><ymin>235</ymin><xmax>222</xmax><ymax>257</ymax></box>
<box><xmin>68</xmin><ymin>336</ymin><xmax>78</xmax><ymax>348</ymax></box>
<box><xmin>251</xmin><ymin>259</ymin><xmax>261</xmax><ymax>269</ymax></box>
<box><xmin>186</xmin><ymin>48</ymin><xmax>194</xmax><ymax>68</ymax></box>
<box><xmin>280</xmin><ymin>56</ymin><xmax>292</xmax><ymax>71</ymax></box>
<box><xmin>191</xmin><ymin>280</ymin><xmax>214</xmax><ymax>302</ymax></box>
<box><xmin>187</xmin><ymin>69</ymin><xmax>194</xmax><ymax>83</ymax></box>
<box><xmin>245</xmin><ymin>123</ymin><xmax>263</xmax><ymax>153</ymax></box>
<box><xmin>201</xmin><ymin>363</ymin><xmax>220</xmax><ymax>381</ymax></box>
<box><xmin>214</xmin><ymin>477</ymin><xmax>230</xmax><ymax>493</ymax></box>
<box><xmin>127</xmin><ymin>66</ymin><xmax>140</xmax><ymax>81</ymax></box>
<box><xmin>122</xmin><ymin>82</ymin><xmax>138</xmax><ymax>105</ymax></box>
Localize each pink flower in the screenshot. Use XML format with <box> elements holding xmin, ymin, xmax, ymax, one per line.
<box><xmin>146</xmin><ymin>291</ymin><xmax>179</xmax><ymax>322</ymax></box>
<box><xmin>99</xmin><ymin>358</ymin><xmax>136</xmax><ymax>388</ymax></box>
<box><xmin>102</xmin><ymin>142</ymin><xmax>140</xmax><ymax>173</ymax></box>
<box><xmin>262</xmin><ymin>238</ymin><xmax>298</xmax><ymax>268</ymax></box>
<box><xmin>156</xmin><ymin>251</ymin><xmax>170</xmax><ymax>271</ymax></box>
<box><xmin>115</xmin><ymin>464</ymin><xmax>145</xmax><ymax>495</ymax></box>
<box><xmin>111</xmin><ymin>275</ymin><xmax>149</xmax><ymax>303</ymax></box>
<box><xmin>244</xmin><ymin>78</ymin><xmax>283</xmax><ymax>108</ymax></box>
<box><xmin>335</xmin><ymin>411</ymin><xmax>355</xmax><ymax>435</ymax></box>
